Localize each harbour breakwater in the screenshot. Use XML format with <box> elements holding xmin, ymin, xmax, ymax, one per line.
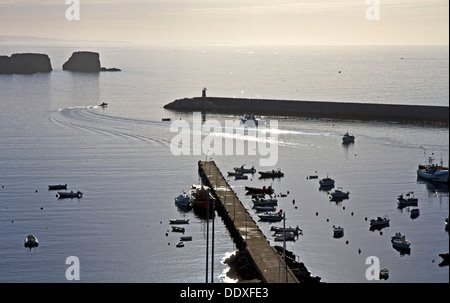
<box><xmin>164</xmin><ymin>97</ymin><xmax>449</xmax><ymax>124</ymax></box>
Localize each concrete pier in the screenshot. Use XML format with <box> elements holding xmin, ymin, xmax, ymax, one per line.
<box><xmin>198</xmin><ymin>161</ymin><xmax>300</xmax><ymax>283</ymax></box>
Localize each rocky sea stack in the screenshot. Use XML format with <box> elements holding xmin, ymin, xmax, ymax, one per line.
<box><xmin>0</xmin><ymin>53</ymin><xmax>52</xmax><ymax>74</ymax></box>
<box><xmin>63</xmin><ymin>51</ymin><xmax>120</xmax><ymax>72</ymax></box>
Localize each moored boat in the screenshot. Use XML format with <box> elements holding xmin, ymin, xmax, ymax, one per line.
<box><xmin>24</xmin><ymin>234</ymin><xmax>39</xmax><ymax>249</ymax></box>
<box><xmin>333</xmin><ymin>226</ymin><xmax>344</xmax><ymax>238</ymax></box>
<box><xmin>190</xmin><ymin>184</ymin><xmax>214</xmax><ymax>209</ymax></box>
<box><xmin>180</xmin><ymin>236</ymin><xmax>192</xmax><ymax>241</ymax></box>
<box><xmin>48</xmin><ymin>184</ymin><xmax>67</xmax><ymax>190</ymax></box>
<box><xmin>234</xmin><ymin>165</ymin><xmax>256</xmax><ymax>174</ymax></box>
<box><xmin>245</xmin><ymin>185</ymin><xmax>274</xmax><ymax>195</ymax></box>
<box><xmin>417</xmin><ymin>157</ymin><xmax>449</xmax><ymax>184</ymax></box>
<box><xmin>254</xmin><ymin>205</ymin><xmax>276</xmax><ymax>212</ymax></box>
<box><xmin>379</xmin><ymin>268</ymin><xmax>389</xmax><ymax>280</ymax></box>
<box><xmin>258</xmin><ymin>211</ymin><xmax>283</xmax><ymax>222</ymax></box>
<box><xmin>397</xmin><ymin>191</ymin><xmax>418</xmax><ymax>206</ymax></box>
<box><xmin>57</xmin><ymin>191</ymin><xmax>83</xmax><ymax>199</ymax></box>
<box><xmin>176</xmin><ymin>241</ymin><xmax>185</xmax><ymax>248</ymax></box>
<box><xmin>342</xmin><ymin>132</ymin><xmax>355</xmax><ymax>144</ymax></box>
<box><xmin>271</xmin><ymin>225</ymin><xmax>302</xmax><ymax>236</ymax></box>
<box><xmin>274</xmin><ymin>232</ymin><xmax>296</xmax><ymax>242</ymax></box>
<box><xmin>392</xmin><ymin>235</ymin><xmax>411</xmax><ymax>249</ymax></box>
<box><xmin>169</xmin><ymin>219</ymin><xmax>189</xmax><ymax>224</ymax></box>
<box><xmin>370</xmin><ymin>215</ymin><xmax>390</xmax><ymax>227</ymax></box>
<box><xmin>172</xmin><ymin>226</ymin><xmax>185</xmax><ymax>233</ymax></box>
<box><xmin>330</xmin><ymin>187</ymin><xmax>349</xmax><ymax>200</ymax></box>
<box><xmin>175</xmin><ymin>191</ymin><xmax>192</xmax><ymax>208</ymax></box>
<box><xmin>319</xmin><ymin>175</ymin><xmax>335</xmax><ymax>188</ymax></box>
<box><xmin>258</xmin><ymin>169</ymin><xmax>284</xmax><ymax>179</ymax></box>
<box><xmin>410</xmin><ymin>208</ymin><xmax>420</xmax><ymax>219</ymax></box>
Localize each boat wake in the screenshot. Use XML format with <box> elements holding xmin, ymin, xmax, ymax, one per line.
<box><xmin>50</xmin><ymin>106</ymin><xmax>171</xmax><ymax>147</ymax></box>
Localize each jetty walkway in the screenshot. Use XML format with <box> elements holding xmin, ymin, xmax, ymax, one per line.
<box><xmin>198</xmin><ymin>161</ymin><xmax>300</xmax><ymax>283</ymax></box>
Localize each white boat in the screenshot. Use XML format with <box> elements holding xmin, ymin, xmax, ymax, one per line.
<box><xmin>175</xmin><ymin>191</ymin><xmax>192</xmax><ymax>207</ymax></box>
<box><xmin>417</xmin><ymin>157</ymin><xmax>449</xmax><ymax>184</ymax></box>
<box><xmin>271</xmin><ymin>225</ymin><xmax>302</xmax><ymax>236</ymax></box>
<box><xmin>234</xmin><ymin>165</ymin><xmax>256</xmax><ymax>174</ymax></box>
<box><xmin>330</xmin><ymin>187</ymin><xmax>349</xmax><ymax>200</ymax></box>
<box><xmin>319</xmin><ymin>175</ymin><xmax>335</xmax><ymax>188</ymax></box>
<box><xmin>397</xmin><ymin>191</ymin><xmax>418</xmax><ymax>206</ymax></box>
<box><xmin>169</xmin><ymin>219</ymin><xmax>189</xmax><ymax>224</ymax></box>
<box><xmin>333</xmin><ymin>226</ymin><xmax>344</xmax><ymax>238</ymax></box>
<box><xmin>258</xmin><ymin>211</ymin><xmax>283</xmax><ymax>222</ymax></box>
<box><xmin>342</xmin><ymin>132</ymin><xmax>355</xmax><ymax>143</ymax></box>
<box><xmin>24</xmin><ymin>234</ymin><xmax>39</xmax><ymax>249</ymax></box>
<box><xmin>370</xmin><ymin>215</ymin><xmax>390</xmax><ymax>227</ymax></box>
<box><xmin>392</xmin><ymin>235</ymin><xmax>411</xmax><ymax>249</ymax></box>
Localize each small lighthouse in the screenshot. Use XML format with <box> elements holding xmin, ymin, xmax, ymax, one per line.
<box><xmin>202</xmin><ymin>87</ymin><xmax>207</xmax><ymax>99</ymax></box>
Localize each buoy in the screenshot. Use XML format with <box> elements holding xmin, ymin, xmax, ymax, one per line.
<box><xmin>358</xmin><ymin>249</ymin><xmax>361</xmax><ymax>254</ymax></box>
<box><xmin>316</xmin><ymin>212</ymin><xmax>318</xmax><ymax>216</ymax></box>
<box><xmin>292</xmin><ymin>199</ymin><xmax>295</xmax><ymax>204</ymax></box>
<box><xmin>351</xmin><ymin>212</ymin><xmax>354</xmax><ymax>216</ymax></box>
<box><xmin>346</xmin><ymin>240</ymin><xmax>349</xmax><ymax>244</ymax></box>
<box><xmin>35</xmin><ymin>190</ymin><xmax>38</xmax><ymax>193</ymax></box>
<box><xmin>365</xmin><ymin>217</ymin><xmax>367</xmax><ymax>221</ymax></box>
<box><xmin>326</xmin><ymin>218</ymin><xmax>329</xmax><ymax>222</ymax></box>
<box><xmin>380</xmin><ymin>231</ymin><xmax>383</xmax><ymax>235</ymax></box>
<box><xmin>343</xmin><ymin>206</ymin><xmax>345</xmax><ymax>210</ymax></box>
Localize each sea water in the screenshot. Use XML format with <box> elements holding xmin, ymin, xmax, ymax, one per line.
<box><xmin>0</xmin><ymin>44</ymin><xmax>448</xmax><ymax>282</ymax></box>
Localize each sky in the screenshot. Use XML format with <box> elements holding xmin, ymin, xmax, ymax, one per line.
<box><xmin>0</xmin><ymin>0</ymin><xmax>448</xmax><ymax>45</ymax></box>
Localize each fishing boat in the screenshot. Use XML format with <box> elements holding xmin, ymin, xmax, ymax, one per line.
<box><xmin>24</xmin><ymin>234</ymin><xmax>39</xmax><ymax>249</ymax></box>
<box><xmin>392</xmin><ymin>235</ymin><xmax>411</xmax><ymax>249</ymax></box>
<box><xmin>169</xmin><ymin>219</ymin><xmax>189</xmax><ymax>224</ymax></box>
<box><xmin>57</xmin><ymin>191</ymin><xmax>83</xmax><ymax>199</ymax></box>
<box><xmin>245</xmin><ymin>185</ymin><xmax>274</xmax><ymax>195</ymax></box>
<box><xmin>333</xmin><ymin>226</ymin><xmax>344</xmax><ymax>238</ymax></box>
<box><xmin>370</xmin><ymin>215</ymin><xmax>390</xmax><ymax>227</ymax></box>
<box><xmin>190</xmin><ymin>184</ymin><xmax>214</xmax><ymax>209</ymax></box>
<box><xmin>174</xmin><ymin>191</ymin><xmax>192</xmax><ymax>208</ymax></box>
<box><xmin>258</xmin><ymin>211</ymin><xmax>283</xmax><ymax>222</ymax></box>
<box><xmin>319</xmin><ymin>175</ymin><xmax>335</xmax><ymax>188</ymax></box>
<box><xmin>417</xmin><ymin>157</ymin><xmax>449</xmax><ymax>184</ymax></box>
<box><xmin>397</xmin><ymin>191</ymin><xmax>418</xmax><ymax>206</ymax></box>
<box><xmin>48</xmin><ymin>184</ymin><xmax>67</xmax><ymax>190</ymax></box>
<box><xmin>258</xmin><ymin>169</ymin><xmax>284</xmax><ymax>179</ymax></box>
<box><xmin>330</xmin><ymin>187</ymin><xmax>349</xmax><ymax>200</ymax></box>
<box><xmin>342</xmin><ymin>132</ymin><xmax>355</xmax><ymax>144</ymax></box>
<box><xmin>271</xmin><ymin>226</ymin><xmax>302</xmax><ymax>236</ymax></box>
<box><xmin>234</xmin><ymin>165</ymin><xmax>256</xmax><ymax>174</ymax></box>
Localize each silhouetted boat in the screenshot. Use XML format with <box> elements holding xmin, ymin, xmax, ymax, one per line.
<box><xmin>258</xmin><ymin>169</ymin><xmax>284</xmax><ymax>179</ymax></box>
<box><xmin>24</xmin><ymin>234</ymin><xmax>39</xmax><ymax>249</ymax></box>
<box><xmin>342</xmin><ymin>132</ymin><xmax>355</xmax><ymax>143</ymax></box>
<box><xmin>48</xmin><ymin>184</ymin><xmax>67</xmax><ymax>190</ymax></box>
<box><xmin>58</xmin><ymin>191</ymin><xmax>83</xmax><ymax>199</ymax></box>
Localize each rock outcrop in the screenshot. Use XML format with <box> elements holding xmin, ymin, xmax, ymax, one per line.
<box><xmin>63</xmin><ymin>51</ymin><xmax>121</xmax><ymax>72</ymax></box>
<box><xmin>0</xmin><ymin>53</ymin><xmax>52</xmax><ymax>74</ymax></box>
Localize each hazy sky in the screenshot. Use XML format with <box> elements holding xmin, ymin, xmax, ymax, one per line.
<box><xmin>0</xmin><ymin>0</ymin><xmax>448</xmax><ymax>45</ymax></box>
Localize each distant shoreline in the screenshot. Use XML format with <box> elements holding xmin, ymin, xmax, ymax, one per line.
<box><xmin>164</xmin><ymin>96</ymin><xmax>449</xmax><ymax>124</ymax></box>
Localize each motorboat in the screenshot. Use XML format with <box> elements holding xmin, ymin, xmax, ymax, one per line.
<box><xmin>330</xmin><ymin>187</ymin><xmax>349</xmax><ymax>200</ymax></box>
<box><xmin>171</xmin><ymin>226</ymin><xmax>185</xmax><ymax>233</ymax></box>
<box><xmin>379</xmin><ymin>268</ymin><xmax>389</xmax><ymax>280</ymax></box>
<box><xmin>245</xmin><ymin>185</ymin><xmax>274</xmax><ymax>195</ymax></box>
<box><xmin>57</xmin><ymin>191</ymin><xmax>83</xmax><ymax>199</ymax></box>
<box><xmin>240</xmin><ymin>114</ymin><xmax>264</xmax><ymax>127</ymax></box>
<box><xmin>48</xmin><ymin>184</ymin><xmax>67</xmax><ymax>190</ymax></box>
<box><xmin>392</xmin><ymin>235</ymin><xmax>411</xmax><ymax>249</ymax></box>
<box><xmin>252</xmin><ymin>198</ymin><xmax>278</xmax><ymax>207</ymax></box>
<box><xmin>274</xmin><ymin>232</ymin><xmax>296</xmax><ymax>242</ymax></box>
<box><xmin>370</xmin><ymin>215</ymin><xmax>390</xmax><ymax>227</ymax></box>
<box><xmin>391</xmin><ymin>232</ymin><xmax>403</xmax><ymax>242</ymax></box>
<box><xmin>319</xmin><ymin>175</ymin><xmax>335</xmax><ymax>188</ymax></box>
<box><xmin>258</xmin><ymin>169</ymin><xmax>284</xmax><ymax>179</ymax></box>
<box><xmin>397</xmin><ymin>191</ymin><xmax>418</xmax><ymax>206</ymax></box>
<box><xmin>417</xmin><ymin>157</ymin><xmax>449</xmax><ymax>184</ymax></box>
<box><xmin>24</xmin><ymin>234</ymin><xmax>39</xmax><ymax>249</ymax></box>
<box><xmin>258</xmin><ymin>211</ymin><xmax>283</xmax><ymax>222</ymax></box>
<box><xmin>234</xmin><ymin>165</ymin><xmax>256</xmax><ymax>174</ymax></box>
<box><xmin>176</xmin><ymin>242</ymin><xmax>185</xmax><ymax>248</ymax></box>
<box><xmin>99</xmin><ymin>102</ymin><xmax>108</xmax><ymax>107</ymax></box>
<box><xmin>169</xmin><ymin>219</ymin><xmax>189</xmax><ymax>225</ymax></box>
<box><xmin>234</xmin><ymin>174</ymin><xmax>248</xmax><ymax>180</ymax></box>
<box><xmin>333</xmin><ymin>226</ymin><xmax>344</xmax><ymax>238</ymax></box>
<box><xmin>180</xmin><ymin>236</ymin><xmax>192</xmax><ymax>241</ymax></box>
<box><xmin>254</xmin><ymin>206</ymin><xmax>276</xmax><ymax>212</ymax></box>
<box><xmin>190</xmin><ymin>184</ymin><xmax>214</xmax><ymax>209</ymax></box>
<box><xmin>410</xmin><ymin>208</ymin><xmax>420</xmax><ymax>219</ymax></box>
<box><xmin>307</xmin><ymin>175</ymin><xmax>318</xmax><ymax>179</ymax></box>
<box><xmin>271</xmin><ymin>226</ymin><xmax>302</xmax><ymax>236</ymax></box>
<box><xmin>342</xmin><ymin>132</ymin><xmax>355</xmax><ymax>144</ymax></box>
<box><xmin>174</xmin><ymin>191</ymin><xmax>192</xmax><ymax>208</ymax></box>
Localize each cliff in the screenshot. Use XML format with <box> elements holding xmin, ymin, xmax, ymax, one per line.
<box><xmin>63</xmin><ymin>51</ymin><xmax>121</xmax><ymax>72</ymax></box>
<box><xmin>164</xmin><ymin>97</ymin><xmax>449</xmax><ymax>124</ymax></box>
<box><xmin>0</xmin><ymin>53</ymin><xmax>52</xmax><ymax>74</ymax></box>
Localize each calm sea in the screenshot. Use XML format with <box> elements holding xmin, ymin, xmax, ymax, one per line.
<box><xmin>0</xmin><ymin>44</ymin><xmax>448</xmax><ymax>283</ymax></box>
